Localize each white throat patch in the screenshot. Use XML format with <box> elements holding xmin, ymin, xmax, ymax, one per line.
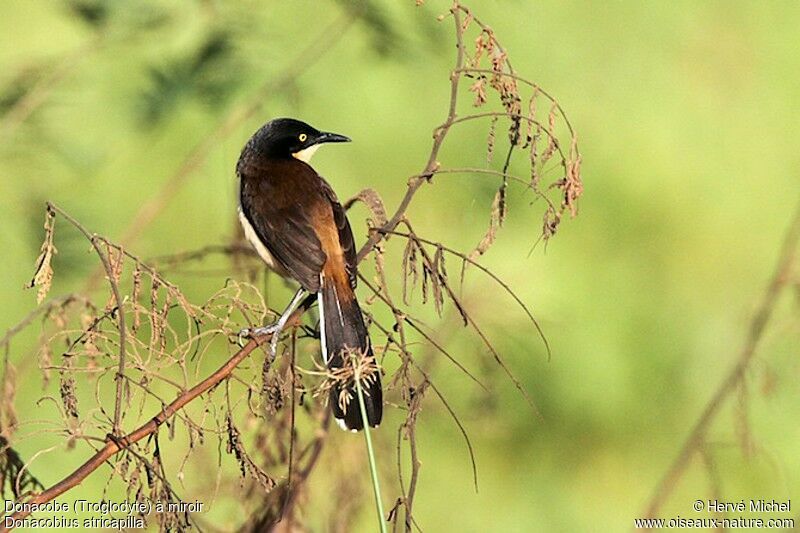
<box><xmin>292</xmin><ymin>144</ymin><xmax>320</xmax><ymax>163</ymax></box>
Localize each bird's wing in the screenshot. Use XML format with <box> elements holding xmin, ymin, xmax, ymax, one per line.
<box><xmin>320</xmin><ymin>177</ymin><xmax>358</xmax><ymax>288</ymax></box>
<box><xmin>240</xmin><ymin>176</ymin><xmax>328</xmax><ymax>292</ymax></box>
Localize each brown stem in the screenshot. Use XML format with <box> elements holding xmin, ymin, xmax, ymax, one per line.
<box><xmin>0</xmin><ymin>333</ymin><xmax>275</xmax><ymax>531</ymax></box>
<box><xmin>45</xmin><ymin>202</ymin><xmax>128</xmax><ymax>437</ymax></box>
<box><xmin>356</xmin><ymin>0</ymin><xmax>467</xmax><ymax>263</ymax></box>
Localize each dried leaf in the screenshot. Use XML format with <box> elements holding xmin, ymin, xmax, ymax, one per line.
<box><xmin>432</xmin><ymin>246</ymin><xmax>446</xmax><ymax>315</ymax></box>
<box><xmin>525</xmin><ymin>87</ymin><xmax>540</xmax><ymax>148</ymax></box>
<box><xmin>226</xmin><ymin>415</ymin><xmax>275</xmax><ymax>493</ymax></box>
<box><xmin>80</xmin><ymin>310</ymin><xmax>100</xmax><ymax>376</ymax></box>
<box><xmin>469</xmin><ymin>76</ymin><xmax>487</xmax><ymax>107</ymax></box>
<box><xmin>498</xmin><ymin>177</ymin><xmax>508</xmax><ymax>226</ymax></box>
<box><xmin>348</xmin><ymin>188</ymin><xmax>388</xmax><ymax>228</ymax></box>
<box><xmin>421</xmin><ymin>260</ymin><xmax>430</xmax><ymax>305</ymax></box>
<box><xmin>131</xmin><ymin>263</ymin><xmax>143</xmax><ymax>333</ymax></box>
<box><xmin>486</xmin><ymin>115</ymin><xmax>498</xmax><ymax>163</ymax></box>
<box><xmin>159</xmin><ymin>290</ymin><xmax>172</xmax><ymax>354</ymax></box>
<box><xmin>540</xmin><ymin>102</ymin><xmax>558</xmax><ymax>165</ymax></box>
<box><xmin>469</xmin><ymin>188</ymin><xmax>503</xmax><ymax>262</ymax></box>
<box><xmin>542</xmin><ymin>206</ymin><xmax>561</xmax><ymax>241</ymax></box>
<box><xmin>59</xmin><ymin>371</ymin><xmax>79</xmax><ymax>420</ymax></box>
<box><xmin>150</xmin><ymin>277</ymin><xmax>162</xmax><ymax>355</ymax></box>
<box><xmin>530</xmin><ymin>123</ymin><xmax>542</xmax><ymax>189</ymax></box>
<box><xmin>106</xmin><ymin>241</ymin><xmax>124</xmax><ymax>286</ymax></box>
<box><xmin>460</xmin><ymin>11</ymin><xmax>473</xmax><ymax>31</ymax></box>
<box><xmin>26</xmin><ymin>206</ymin><xmax>57</xmax><ymax>304</ymax></box>
<box><xmin>563</xmin><ymin>135</ymin><xmax>583</xmax><ymax>217</ymax></box>
<box><xmin>402</xmin><ymin>238</ymin><xmax>419</xmax><ymax>305</ymax></box>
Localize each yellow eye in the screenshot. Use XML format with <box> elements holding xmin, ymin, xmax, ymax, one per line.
<box><xmin>298</xmin><ymin>133</ymin><xmax>307</xmax><ymax>142</ymax></box>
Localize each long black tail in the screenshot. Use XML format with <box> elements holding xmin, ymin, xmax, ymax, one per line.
<box><xmin>319</xmin><ymin>278</ymin><xmax>382</xmax><ymax>431</ymax></box>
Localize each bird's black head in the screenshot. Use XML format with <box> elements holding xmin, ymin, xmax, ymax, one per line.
<box><xmin>245</xmin><ymin>118</ymin><xmax>351</xmax><ymax>163</ymax></box>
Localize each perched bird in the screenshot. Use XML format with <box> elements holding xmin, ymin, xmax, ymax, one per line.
<box><xmin>236</xmin><ymin>118</ymin><xmax>382</xmax><ymax>431</ymax></box>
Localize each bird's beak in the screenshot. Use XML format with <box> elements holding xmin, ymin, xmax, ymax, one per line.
<box><xmin>316</xmin><ymin>131</ymin><xmax>351</xmax><ymax>144</ymax></box>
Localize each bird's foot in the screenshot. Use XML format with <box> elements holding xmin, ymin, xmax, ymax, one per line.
<box><xmin>236</xmin><ymin>323</ymin><xmax>285</xmax><ymax>362</ymax></box>
<box><xmin>237</xmin><ymin>323</ymin><xmax>280</xmax><ymax>345</ymax></box>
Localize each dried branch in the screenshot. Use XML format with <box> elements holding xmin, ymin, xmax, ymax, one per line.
<box><xmin>0</xmin><ymin>332</ymin><xmax>278</xmax><ymax>530</ymax></box>
<box><xmin>43</xmin><ymin>203</ymin><xmax>129</xmax><ymax>437</ymax></box>
<box><xmin>380</xmin><ymin>228</ymin><xmax>550</xmax><ymax>358</ymax></box>
<box><xmin>356</xmin><ymin>2</ymin><xmax>468</xmax><ymax>264</ymax></box>
<box><xmin>643</xmin><ymin>197</ymin><xmax>800</xmax><ymax>519</ymax></box>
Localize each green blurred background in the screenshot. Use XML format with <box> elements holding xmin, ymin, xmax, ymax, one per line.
<box><xmin>1</xmin><ymin>1</ymin><xmax>799</xmax><ymax>531</ymax></box>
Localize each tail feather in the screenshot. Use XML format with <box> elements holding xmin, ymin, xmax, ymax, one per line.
<box><xmin>319</xmin><ymin>278</ymin><xmax>382</xmax><ymax>431</ymax></box>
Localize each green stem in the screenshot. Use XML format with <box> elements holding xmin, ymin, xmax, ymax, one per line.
<box><xmin>353</xmin><ymin>356</ymin><xmax>387</xmax><ymax>533</ymax></box>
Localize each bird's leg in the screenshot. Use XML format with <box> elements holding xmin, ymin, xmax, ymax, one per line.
<box><xmin>240</xmin><ymin>288</ymin><xmax>306</xmax><ymax>357</ymax></box>
<box><xmin>268</xmin><ymin>288</ymin><xmax>306</xmax><ymax>357</ymax></box>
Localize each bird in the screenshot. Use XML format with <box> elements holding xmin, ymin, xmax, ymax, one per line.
<box><xmin>236</xmin><ymin>117</ymin><xmax>382</xmax><ymax>431</ymax></box>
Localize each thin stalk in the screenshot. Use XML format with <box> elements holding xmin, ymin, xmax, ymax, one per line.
<box><xmin>353</xmin><ymin>354</ymin><xmax>387</xmax><ymax>533</ymax></box>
